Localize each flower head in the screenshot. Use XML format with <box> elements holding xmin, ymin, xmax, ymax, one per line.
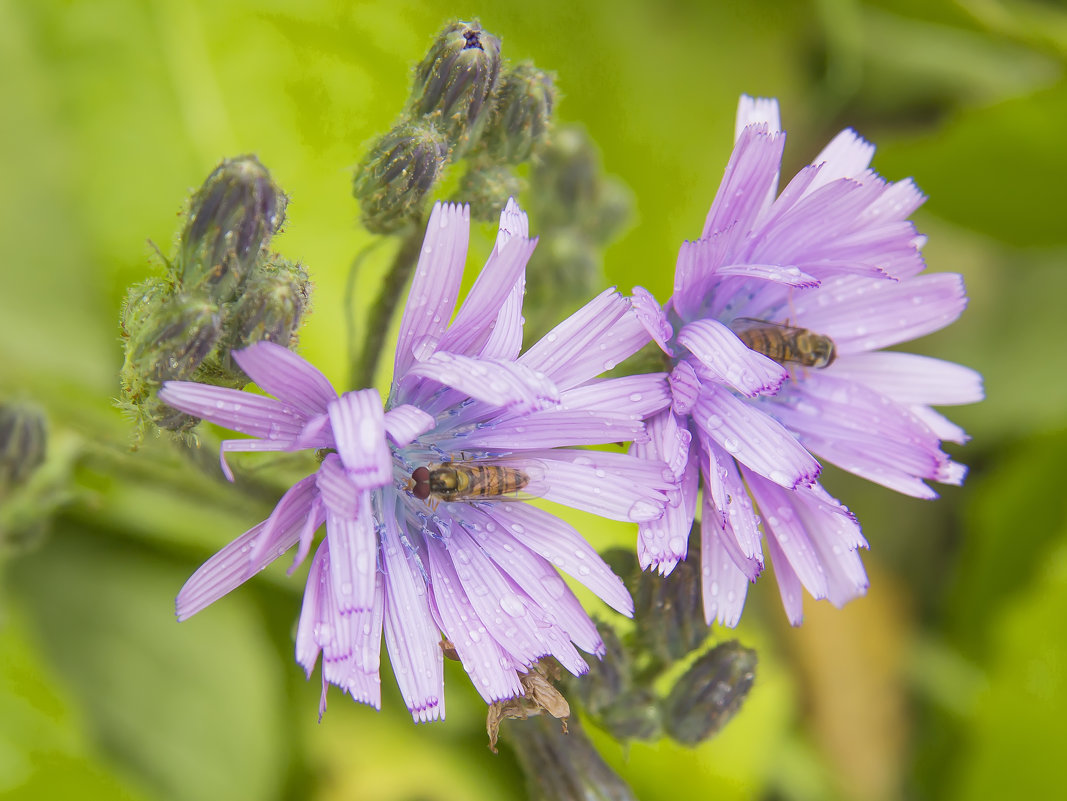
<box><xmin>160</xmin><ymin>200</ymin><xmax>672</xmax><ymax>720</ymax></box>
<box><xmin>633</xmin><ymin>96</ymin><xmax>983</xmax><ymax>626</ymax></box>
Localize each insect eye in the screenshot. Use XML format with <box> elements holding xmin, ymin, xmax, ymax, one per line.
<box><xmin>411</xmin><ymin>466</ymin><xmax>431</xmax><ymax>500</ymax></box>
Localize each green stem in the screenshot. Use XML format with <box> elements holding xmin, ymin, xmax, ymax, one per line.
<box><xmin>349</xmin><ymin>222</ymin><xmax>425</xmax><ymax>389</ymax></box>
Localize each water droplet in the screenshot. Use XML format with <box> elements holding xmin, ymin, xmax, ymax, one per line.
<box><xmin>705</xmin><ymin>414</ymin><xmax>723</xmax><ymax>429</ymax></box>
<box><xmin>542</xmin><ymin>576</ymin><xmax>567</xmax><ymax>599</ymax></box>
<box><xmin>500</xmin><ymin>593</ymin><xmax>525</xmax><ymax>617</ymax></box>
<box><xmin>628</xmin><ymin>499</ymin><xmax>659</xmax><ymax>521</ymax></box>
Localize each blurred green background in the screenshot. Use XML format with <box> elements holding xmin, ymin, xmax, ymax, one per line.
<box><xmin>2</xmin><ymin>0</ymin><xmax>1064</xmax><ymax>799</ymax></box>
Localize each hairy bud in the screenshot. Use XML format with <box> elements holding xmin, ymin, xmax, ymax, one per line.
<box><xmin>662</xmin><ymin>640</ymin><xmax>757</xmax><ymax>746</ymax></box>
<box><xmin>121</xmin><ymin>294</ymin><xmax>222</xmax><ymax>431</ymax></box>
<box><xmin>354</xmin><ymin>120</ymin><xmax>449</xmax><ymax>233</ymax></box>
<box><xmin>179</xmin><ymin>155</ymin><xmax>287</xmax><ymax>301</ymax></box>
<box><xmin>531</xmin><ymin>126</ymin><xmax>599</xmax><ymax>229</ymax></box>
<box><xmin>221</xmin><ymin>256</ymin><xmax>310</xmax><ymax>378</ymax></box>
<box><xmin>120</xmin><ymin>278</ymin><xmax>171</xmax><ymax>341</ymax></box>
<box><xmin>408</xmin><ymin>20</ymin><xmax>502</xmax><ymax>157</ymax></box>
<box><xmin>0</xmin><ymin>402</ymin><xmax>47</xmax><ymax>491</ymax></box>
<box><xmin>456</xmin><ymin>161</ymin><xmax>522</xmax><ymax>222</ymax></box>
<box><xmin>632</xmin><ymin>546</ymin><xmax>707</xmax><ymax>664</ymax></box>
<box><xmin>570</xmin><ymin>624</ymin><xmax>662</xmax><ymax>742</ymax></box>
<box><xmin>482</xmin><ymin>62</ymin><xmax>556</xmax><ymax>164</ymax></box>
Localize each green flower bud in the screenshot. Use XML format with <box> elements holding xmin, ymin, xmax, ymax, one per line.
<box><xmin>354</xmin><ymin>120</ymin><xmax>449</xmax><ymax>233</ymax></box>
<box><xmin>408</xmin><ymin>20</ymin><xmax>502</xmax><ymax>156</ymax></box>
<box><xmin>456</xmin><ymin>161</ymin><xmax>521</xmax><ymax>222</ymax></box>
<box><xmin>179</xmin><ymin>155</ymin><xmax>287</xmax><ymax>302</ymax></box>
<box><xmin>522</xmin><ymin>228</ymin><xmax>599</xmax><ymax>345</ymax></box>
<box><xmin>662</xmin><ymin>640</ymin><xmax>757</xmax><ymax>746</ymax></box>
<box><xmin>589</xmin><ymin>176</ymin><xmax>633</xmax><ymax>243</ymax></box>
<box><xmin>571</xmin><ymin>622</ymin><xmax>628</xmax><ymax>717</ymax></box>
<box><xmin>0</xmin><ymin>402</ymin><xmax>47</xmax><ymax>491</ymax></box>
<box><xmin>220</xmin><ymin>255</ymin><xmax>311</xmax><ymax>380</ymax></box>
<box><xmin>482</xmin><ymin>62</ymin><xmax>556</xmax><ymax>164</ymax></box>
<box><xmin>632</xmin><ymin>543</ymin><xmax>708</xmax><ymax>664</ymax></box>
<box><xmin>119</xmin><ymin>277</ymin><xmax>171</xmax><ymax>342</ymax></box>
<box><xmin>120</xmin><ymin>294</ymin><xmax>222</xmax><ymax>431</ymax></box>
<box><xmin>531</xmin><ymin>126</ymin><xmax>599</xmax><ymax>229</ymax></box>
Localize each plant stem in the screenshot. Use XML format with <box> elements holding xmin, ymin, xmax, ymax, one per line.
<box><xmin>349</xmin><ymin>221</ymin><xmax>424</xmax><ymax>389</ymax></box>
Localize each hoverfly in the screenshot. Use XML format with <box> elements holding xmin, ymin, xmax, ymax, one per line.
<box><xmin>730</xmin><ymin>317</ymin><xmax>836</xmax><ymax>369</ymax></box>
<box><xmin>409</xmin><ymin>462</ymin><xmax>532</xmax><ymax>503</ymax></box>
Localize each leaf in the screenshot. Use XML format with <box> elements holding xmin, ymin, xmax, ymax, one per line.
<box><xmin>0</xmin><ymin>608</ymin><xmax>155</xmax><ymax>801</ymax></box>
<box><xmin>6</xmin><ymin>525</ymin><xmax>291</xmax><ymax>801</ymax></box>
<box><xmin>948</xmin><ymin>532</ymin><xmax>1067</xmax><ymax>801</ymax></box>
<box><xmin>946</xmin><ymin>429</ymin><xmax>1067</xmax><ymax>655</ymax></box>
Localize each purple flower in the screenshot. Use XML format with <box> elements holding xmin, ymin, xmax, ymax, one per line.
<box><xmin>160</xmin><ymin>200</ymin><xmax>672</xmax><ymax>721</ymax></box>
<box><xmin>632</xmin><ymin>95</ymin><xmax>982</xmax><ymax>626</ymax></box>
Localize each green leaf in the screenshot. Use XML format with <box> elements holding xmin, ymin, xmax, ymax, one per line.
<box><xmin>877</xmin><ymin>80</ymin><xmax>1067</xmax><ymax>247</ymax></box>
<box><xmin>946</xmin><ymin>429</ymin><xmax>1067</xmax><ymax>655</ymax></box>
<box><xmin>6</xmin><ymin>525</ymin><xmax>291</xmax><ymax>801</ymax></box>
<box><xmin>0</xmin><ymin>608</ymin><xmax>155</xmax><ymax>801</ymax></box>
<box><xmin>948</xmin><ymin>533</ymin><xmax>1067</xmax><ymax>801</ymax></box>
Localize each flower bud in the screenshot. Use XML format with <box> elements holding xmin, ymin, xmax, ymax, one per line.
<box><xmin>481</xmin><ymin>62</ymin><xmax>556</xmax><ymax>164</ymax></box>
<box><xmin>179</xmin><ymin>155</ymin><xmax>287</xmax><ymax>302</ymax></box>
<box><xmin>120</xmin><ymin>294</ymin><xmax>223</xmax><ymax>431</ymax></box>
<box><xmin>530</xmin><ymin>126</ymin><xmax>599</xmax><ymax>229</ymax></box>
<box><xmin>220</xmin><ymin>255</ymin><xmax>311</xmax><ymax>380</ymax></box>
<box><xmin>120</xmin><ymin>278</ymin><xmax>171</xmax><ymax>341</ymax></box>
<box><xmin>0</xmin><ymin>402</ymin><xmax>47</xmax><ymax>491</ymax></box>
<box><xmin>408</xmin><ymin>20</ymin><xmax>502</xmax><ymax>156</ymax></box>
<box><xmin>354</xmin><ymin>120</ymin><xmax>449</xmax><ymax>233</ymax></box>
<box><xmin>456</xmin><ymin>161</ymin><xmax>522</xmax><ymax>222</ymax></box>
<box><xmin>568</xmin><ymin>623</ymin><xmax>661</xmax><ymax>742</ymax></box>
<box><xmin>522</xmin><ymin>228</ymin><xmax>599</xmax><ymax>345</ymax></box>
<box><xmin>632</xmin><ymin>544</ymin><xmax>707</xmax><ymax>664</ymax></box>
<box><xmin>662</xmin><ymin>640</ymin><xmax>757</xmax><ymax>746</ymax></box>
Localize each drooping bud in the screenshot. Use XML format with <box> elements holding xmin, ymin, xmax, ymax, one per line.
<box><xmin>456</xmin><ymin>161</ymin><xmax>522</xmax><ymax>222</ymax></box>
<box><xmin>120</xmin><ymin>294</ymin><xmax>222</xmax><ymax>431</ymax></box>
<box><xmin>219</xmin><ymin>255</ymin><xmax>311</xmax><ymax>380</ymax></box>
<box><xmin>0</xmin><ymin>402</ymin><xmax>47</xmax><ymax>492</ymax></box>
<box><xmin>354</xmin><ymin>119</ymin><xmax>450</xmax><ymax>233</ymax></box>
<box><xmin>662</xmin><ymin>640</ymin><xmax>757</xmax><ymax>746</ymax></box>
<box><xmin>179</xmin><ymin>155</ymin><xmax>287</xmax><ymax>302</ymax></box>
<box><xmin>408</xmin><ymin>20</ymin><xmax>502</xmax><ymax>157</ymax></box>
<box><xmin>481</xmin><ymin>62</ymin><xmax>556</xmax><ymax>164</ymax></box>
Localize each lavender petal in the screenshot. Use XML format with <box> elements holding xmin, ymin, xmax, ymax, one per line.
<box><xmin>393</xmin><ymin>202</ymin><xmax>470</xmax><ymax>378</ymax></box>
<box><xmin>677</xmin><ymin>319</ymin><xmax>788</xmax><ymax>397</ymax></box>
<box><xmin>232</xmin><ymin>341</ymin><xmax>338</xmax><ymax>416</ymax></box>
<box><xmin>328</xmin><ymin>389</ymin><xmax>392</xmax><ymax>489</ymax></box>
<box><xmin>381</xmin><ymin>505</ymin><xmax>445</xmax><ymax>723</ymax></box>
